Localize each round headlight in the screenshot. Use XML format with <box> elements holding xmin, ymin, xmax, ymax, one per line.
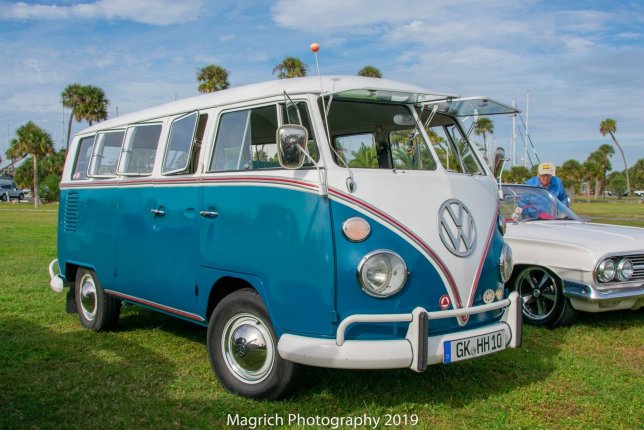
<box><xmin>358</xmin><ymin>250</ymin><xmax>408</xmax><ymax>297</ymax></box>
<box><xmin>597</xmin><ymin>259</ymin><xmax>616</xmax><ymax>282</ymax></box>
<box><xmin>499</xmin><ymin>242</ymin><xmax>513</xmax><ymax>283</ymax></box>
<box><xmin>616</xmin><ymin>258</ymin><xmax>633</xmax><ymax>281</ymax></box>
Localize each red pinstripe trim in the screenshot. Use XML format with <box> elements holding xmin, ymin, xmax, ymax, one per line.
<box><xmin>60</xmin><ymin>175</ymin><xmax>319</xmax><ymax>191</ymax></box>
<box><xmin>200</xmin><ymin>175</ymin><xmax>318</xmax><ymax>190</ymax></box>
<box><xmin>105</xmin><ymin>290</ymin><xmax>205</xmax><ymax>322</ymax></box>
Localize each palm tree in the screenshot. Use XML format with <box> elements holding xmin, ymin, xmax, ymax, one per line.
<box><xmin>197</xmin><ymin>64</ymin><xmax>230</xmax><ymax>93</ymax></box>
<box><xmin>473</xmin><ymin>117</ymin><xmax>494</xmax><ymax>164</ymax></box>
<box><xmin>61</xmin><ymin>84</ymin><xmax>110</xmax><ymax>149</ymax></box>
<box><xmin>600</xmin><ymin>118</ymin><xmax>630</xmax><ymax>195</ymax></box>
<box><xmin>61</xmin><ymin>83</ymin><xmax>84</xmax><ymax>149</ymax></box>
<box><xmin>349</xmin><ymin>144</ymin><xmax>378</xmax><ymax>168</ymax></box>
<box><xmin>560</xmin><ymin>159</ymin><xmax>583</xmax><ymax>205</ymax></box>
<box><xmin>6</xmin><ymin>122</ymin><xmax>54</xmax><ymax>208</ymax></box>
<box><xmin>357</xmin><ymin>66</ymin><xmax>382</xmax><ymax>78</ymax></box>
<box><xmin>587</xmin><ymin>144</ymin><xmax>614</xmax><ymax>199</ymax></box>
<box><xmin>273</xmin><ymin>57</ymin><xmax>308</xmax><ymax>79</ymax></box>
<box><xmin>81</xmin><ymin>85</ymin><xmax>109</xmax><ymax>126</ymax></box>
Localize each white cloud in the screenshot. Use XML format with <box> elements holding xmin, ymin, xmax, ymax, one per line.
<box><xmin>271</xmin><ymin>0</ymin><xmax>532</xmax><ymax>32</ymax></box>
<box><xmin>0</xmin><ymin>0</ymin><xmax>204</xmax><ymax>26</ymax></box>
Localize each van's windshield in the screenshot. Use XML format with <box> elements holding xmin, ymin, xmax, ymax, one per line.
<box><xmin>321</xmin><ymin>97</ymin><xmax>485</xmax><ymax>175</ymax></box>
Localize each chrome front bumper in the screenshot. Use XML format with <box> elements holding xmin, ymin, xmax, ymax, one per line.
<box><xmin>278</xmin><ymin>292</ymin><xmax>522</xmax><ymax>371</ymax></box>
<box><xmin>563</xmin><ymin>280</ymin><xmax>644</xmax><ymax>302</ymax></box>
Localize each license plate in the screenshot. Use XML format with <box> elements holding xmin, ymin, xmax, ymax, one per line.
<box><xmin>443</xmin><ymin>330</ymin><xmax>505</xmax><ymax>364</ymax></box>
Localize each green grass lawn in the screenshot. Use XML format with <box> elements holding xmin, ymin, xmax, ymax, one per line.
<box><xmin>0</xmin><ymin>203</ymin><xmax>642</xmax><ymax>429</ymax></box>
<box><xmin>572</xmin><ymin>197</ymin><xmax>644</xmax><ymax>227</ymax></box>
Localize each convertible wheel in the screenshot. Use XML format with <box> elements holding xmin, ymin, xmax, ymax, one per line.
<box><xmin>513</xmin><ymin>266</ymin><xmax>576</xmax><ymax>328</ymax></box>
<box><xmin>74</xmin><ymin>268</ymin><xmax>121</xmax><ymax>331</ymax></box>
<box><xmin>207</xmin><ymin>288</ymin><xmax>299</xmax><ymax>399</ymax></box>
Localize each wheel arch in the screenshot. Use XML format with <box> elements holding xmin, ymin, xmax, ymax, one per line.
<box><xmin>205</xmin><ymin>276</ymin><xmax>264</xmax><ymax>323</ymax></box>
<box><xmin>508</xmin><ymin>263</ymin><xmax>562</xmax><ymax>289</ymax></box>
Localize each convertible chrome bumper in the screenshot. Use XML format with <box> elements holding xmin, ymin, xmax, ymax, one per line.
<box><xmin>563</xmin><ymin>280</ymin><xmax>644</xmax><ymax>302</ymax></box>
<box><xmin>563</xmin><ymin>280</ymin><xmax>644</xmax><ymax>311</ymax></box>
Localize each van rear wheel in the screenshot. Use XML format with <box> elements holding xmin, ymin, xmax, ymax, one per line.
<box><xmin>207</xmin><ymin>288</ymin><xmax>299</xmax><ymax>399</ymax></box>
<box><xmin>74</xmin><ymin>268</ymin><xmax>121</xmax><ymax>331</ymax></box>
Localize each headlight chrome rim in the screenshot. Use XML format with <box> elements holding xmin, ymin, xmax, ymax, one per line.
<box><xmin>357</xmin><ymin>250</ymin><xmax>408</xmax><ymax>298</ymax></box>
<box><xmin>499</xmin><ymin>242</ymin><xmax>513</xmax><ymax>283</ymax></box>
<box><xmin>498</xmin><ymin>213</ymin><xmax>506</xmax><ymax>235</ymax></box>
<box><xmin>597</xmin><ymin>259</ymin><xmax>616</xmax><ymax>282</ymax></box>
<box><xmin>616</xmin><ymin>258</ymin><xmax>633</xmax><ymax>281</ymax></box>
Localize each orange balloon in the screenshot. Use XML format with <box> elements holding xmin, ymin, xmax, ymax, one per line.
<box><xmin>310</xmin><ymin>42</ymin><xmax>320</xmax><ymax>52</ymax></box>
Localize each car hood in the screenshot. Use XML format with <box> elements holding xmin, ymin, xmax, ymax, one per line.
<box><xmin>505</xmin><ymin>220</ymin><xmax>644</xmax><ymax>271</ymax></box>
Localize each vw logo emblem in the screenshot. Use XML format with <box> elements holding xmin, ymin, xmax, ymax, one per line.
<box><xmin>438</xmin><ymin>199</ymin><xmax>477</xmax><ymax>257</ymax></box>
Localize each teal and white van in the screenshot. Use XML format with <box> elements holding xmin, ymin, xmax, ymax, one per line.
<box><xmin>49</xmin><ymin>76</ymin><xmax>521</xmax><ymax>399</ymax></box>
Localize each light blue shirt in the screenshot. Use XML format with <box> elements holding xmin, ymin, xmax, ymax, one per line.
<box><xmin>524</xmin><ymin>175</ymin><xmax>568</xmax><ymax>206</ymax></box>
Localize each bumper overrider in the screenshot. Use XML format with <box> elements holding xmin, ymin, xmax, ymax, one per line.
<box><xmin>49</xmin><ymin>259</ymin><xmax>65</xmax><ymax>293</ymax></box>
<box><xmin>278</xmin><ymin>292</ymin><xmax>522</xmax><ymax>371</ymax></box>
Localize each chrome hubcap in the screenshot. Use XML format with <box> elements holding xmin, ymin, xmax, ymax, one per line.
<box><xmin>79</xmin><ymin>274</ymin><xmax>97</xmax><ymax>321</ymax></box>
<box><xmin>222</xmin><ymin>313</ymin><xmax>274</xmax><ymax>384</ymax></box>
<box><xmin>517</xmin><ymin>268</ymin><xmax>558</xmax><ymax>321</ymax></box>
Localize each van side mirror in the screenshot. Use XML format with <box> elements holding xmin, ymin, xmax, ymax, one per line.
<box><xmin>277</xmin><ymin>125</ymin><xmax>308</xmax><ymax>169</ymax></box>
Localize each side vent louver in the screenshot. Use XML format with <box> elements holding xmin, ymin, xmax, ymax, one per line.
<box><xmin>64</xmin><ymin>192</ymin><xmax>80</xmax><ymax>232</ymax></box>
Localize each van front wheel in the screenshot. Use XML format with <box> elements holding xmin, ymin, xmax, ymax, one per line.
<box><xmin>74</xmin><ymin>268</ymin><xmax>121</xmax><ymax>331</ymax></box>
<box><xmin>207</xmin><ymin>288</ymin><xmax>299</xmax><ymax>399</ymax></box>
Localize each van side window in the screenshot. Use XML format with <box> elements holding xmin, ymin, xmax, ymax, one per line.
<box><xmin>209</xmin><ymin>105</ymin><xmax>279</xmax><ymax>172</ymax></box>
<box><xmin>281</xmin><ymin>102</ymin><xmax>319</xmax><ymax>163</ymax></box>
<box><xmin>163</xmin><ymin>113</ymin><xmax>208</xmax><ymax>175</ymax></box>
<box><xmin>118</xmin><ymin>124</ymin><xmax>162</xmax><ymax>176</ymax></box>
<box><xmin>72</xmin><ymin>136</ymin><xmax>95</xmax><ymax>180</ymax></box>
<box><xmin>89</xmin><ymin>130</ymin><xmax>125</xmax><ymax>177</ymax></box>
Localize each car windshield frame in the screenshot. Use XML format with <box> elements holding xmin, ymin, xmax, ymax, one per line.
<box><xmin>501</xmin><ymin>184</ymin><xmax>580</xmax><ymax>222</ymax></box>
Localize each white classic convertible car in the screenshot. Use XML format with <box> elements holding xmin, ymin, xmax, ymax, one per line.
<box><xmin>500</xmin><ymin>184</ymin><xmax>644</xmax><ymax>328</ymax></box>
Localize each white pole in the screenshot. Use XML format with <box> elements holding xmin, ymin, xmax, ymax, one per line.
<box><xmin>525</xmin><ymin>91</ymin><xmax>529</xmax><ymax>168</ymax></box>
<box><xmin>512</xmin><ymin>99</ymin><xmax>516</xmax><ymax>167</ymax></box>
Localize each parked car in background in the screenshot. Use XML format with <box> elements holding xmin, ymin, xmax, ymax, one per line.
<box><xmin>0</xmin><ymin>182</ymin><xmax>25</xmax><ymax>201</ymax></box>
<box><xmin>500</xmin><ymin>184</ymin><xmax>644</xmax><ymax>328</ymax></box>
<box><xmin>634</xmin><ymin>190</ymin><xmax>644</xmax><ymax>197</ymax></box>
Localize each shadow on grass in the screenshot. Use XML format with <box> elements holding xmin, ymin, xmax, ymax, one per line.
<box><xmin>294</xmin><ymin>329</ymin><xmax>555</xmax><ymax>409</ymax></box>
<box><xmin>0</xmin><ymin>315</ymin><xmax>181</xmax><ymax>429</ymax></box>
<box><xmin>111</xmin><ymin>306</ymin><xmax>562</xmax><ymax>409</ymax></box>
<box><xmin>114</xmin><ymin>306</ymin><xmax>563</xmax><ymax>408</ymax></box>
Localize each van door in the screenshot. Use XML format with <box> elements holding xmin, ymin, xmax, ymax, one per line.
<box><xmin>199</xmin><ymin>102</ymin><xmax>336</xmax><ymax>336</ymax></box>
<box><xmin>116</xmin><ymin>115</ymin><xmax>206</xmax><ymax>318</ymax></box>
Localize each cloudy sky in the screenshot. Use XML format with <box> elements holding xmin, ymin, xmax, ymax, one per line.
<box><xmin>1</xmin><ymin>0</ymin><xmax>642</xmax><ymax>170</ymax></box>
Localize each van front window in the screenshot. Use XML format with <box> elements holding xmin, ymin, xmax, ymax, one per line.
<box><xmin>322</xmin><ymin>98</ymin><xmax>484</xmax><ymax>175</ymax></box>
<box><xmin>325</xmin><ymin>99</ymin><xmax>436</xmax><ymax>171</ymax></box>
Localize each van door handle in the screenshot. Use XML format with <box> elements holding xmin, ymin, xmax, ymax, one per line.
<box><xmin>199</xmin><ymin>210</ymin><xmax>219</xmax><ymax>218</ymax></box>
<box><xmin>150</xmin><ymin>208</ymin><xmax>165</xmax><ymax>216</ymax></box>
